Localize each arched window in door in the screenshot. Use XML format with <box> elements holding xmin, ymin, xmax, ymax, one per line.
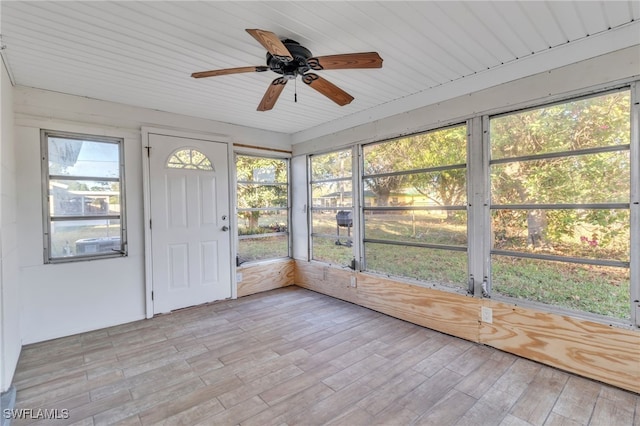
<box><xmin>167</xmin><ymin>148</ymin><xmax>214</xmax><ymax>171</ymax></box>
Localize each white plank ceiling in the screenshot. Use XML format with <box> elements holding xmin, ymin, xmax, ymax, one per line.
<box><xmin>1</xmin><ymin>1</ymin><xmax>639</xmax><ymax>141</ymax></box>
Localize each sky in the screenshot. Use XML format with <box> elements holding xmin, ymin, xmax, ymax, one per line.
<box><xmin>50</xmin><ymin>138</ymin><xmax>120</xmax><ymax>178</ymax></box>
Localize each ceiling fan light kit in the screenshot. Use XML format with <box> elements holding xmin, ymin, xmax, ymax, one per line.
<box><xmin>191</xmin><ymin>29</ymin><xmax>383</xmax><ymax>111</ymax></box>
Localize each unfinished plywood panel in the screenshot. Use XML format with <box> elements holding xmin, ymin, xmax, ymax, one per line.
<box><xmin>480</xmin><ymin>300</ymin><xmax>640</xmax><ymax>394</ymax></box>
<box><xmin>237</xmin><ymin>260</ymin><xmax>294</xmax><ymax>297</ymax></box>
<box><xmin>356</xmin><ymin>274</ymin><xmax>480</xmax><ymax>342</ymax></box>
<box><xmin>294</xmin><ymin>262</ymin><xmax>358</xmax><ymax>304</ymax></box>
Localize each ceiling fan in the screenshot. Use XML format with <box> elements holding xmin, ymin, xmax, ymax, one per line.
<box><xmin>191</xmin><ymin>29</ymin><xmax>383</xmax><ymax>111</ymax></box>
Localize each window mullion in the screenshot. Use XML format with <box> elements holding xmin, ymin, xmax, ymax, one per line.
<box><xmin>481</xmin><ymin>115</ymin><xmax>492</xmax><ymax>297</ymax></box>
<box><xmin>630</xmin><ymin>81</ymin><xmax>640</xmax><ymax>327</ymax></box>
<box><xmin>306</xmin><ymin>155</ymin><xmax>313</xmax><ymax>261</ymax></box>
<box><xmin>49</xmin><ymin>175</ymin><xmax>120</xmax><ymax>182</ymax></box>
<box><xmin>353</xmin><ymin>145</ymin><xmax>362</xmax><ymax>271</ymax></box>
<box><xmin>51</xmin><ymin>215</ymin><xmax>121</xmax><ymax>221</ymax></box>
<box><xmin>467</xmin><ymin>116</ymin><xmax>489</xmax><ymax>297</ymax></box>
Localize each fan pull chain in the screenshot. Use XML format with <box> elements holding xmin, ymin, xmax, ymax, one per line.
<box><xmin>294</xmin><ymin>78</ymin><xmax>297</xmax><ymax>103</ymax></box>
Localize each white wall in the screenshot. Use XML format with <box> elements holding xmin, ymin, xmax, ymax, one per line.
<box><xmin>14</xmin><ymin>88</ymin><xmax>290</xmax><ymax>344</ymax></box>
<box><xmin>291</xmin><ymin>155</ymin><xmax>308</xmax><ymax>260</ymax></box>
<box><xmin>16</xmin><ymin>123</ymin><xmax>146</xmax><ymax>345</ymax></box>
<box><xmin>14</xmin><ymin>88</ymin><xmax>292</xmax><ymax>151</ymax></box>
<box><xmin>1</xmin><ymin>62</ymin><xmax>20</xmax><ymax>392</ymax></box>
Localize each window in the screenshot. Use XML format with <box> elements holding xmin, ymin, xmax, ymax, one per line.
<box><xmin>167</xmin><ymin>148</ymin><xmax>213</xmax><ymax>170</ymax></box>
<box><xmin>236</xmin><ymin>155</ymin><xmax>289</xmax><ymax>263</ymax></box>
<box><xmin>362</xmin><ymin>125</ymin><xmax>468</xmax><ymax>290</ymax></box>
<box><xmin>303</xmin><ymin>85</ymin><xmax>637</xmax><ymax>325</ymax></box>
<box><xmin>42</xmin><ymin>130</ymin><xmax>126</xmax><ymax>262</ymax></box>
<box><xmin>489</xmin><ymin>90</ymin><xmax>631</xmax><ymax>319</ymax></box>
<box><xmin>309</xmin><ymin>149</ymin><xmax>354</xmax><ymax>265</ymax></box>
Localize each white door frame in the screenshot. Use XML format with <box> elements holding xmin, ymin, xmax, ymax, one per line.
<box><xmin>141</xmin><ymin>127</ymin><xmax>237</xmax><ymax>319</ymax></box>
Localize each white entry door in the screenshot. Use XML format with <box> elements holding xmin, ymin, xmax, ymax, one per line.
<box><xmin>148</xmin><ymin>133</ymin><xmax>231</xmax><ymax>314</ymax></box>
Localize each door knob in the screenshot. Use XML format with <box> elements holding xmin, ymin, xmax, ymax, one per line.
<box><xmin>221</xmin><ymin>226</ymin><xmax>229</xmax><ymax>231</ymax></box>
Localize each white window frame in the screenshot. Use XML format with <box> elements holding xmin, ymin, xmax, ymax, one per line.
<box><xmin>483</xmin><ymin>87</ymin><xmax>635</xmax><ymax>325</ymax></box>
<box><xmin>308</xmin><ymin>147</ymin><xmax>358</xmax><ymax>267</ymax></box>
<box><xmin>235</xmin><ymin>153</ymin><xmax>291</xmax><ymax>264</ymax></box>
<box><xmin>41</xmin><ymin>130</ymin><xmax>127</xmax><ymax>263</ymax></box>
<box><xmin>628</xmin><ymin>81</ymin><xmax>639</xmax><ymax>327</ymax></box>
<box><xmin>359</xmin><ymin>124</ymin><xmax>469</xmax><ymax>290</ymax></box>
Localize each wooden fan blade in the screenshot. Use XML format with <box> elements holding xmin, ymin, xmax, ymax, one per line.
<box><xmin>246</xmin><ymin>29</ymin><xmax>293</xmax><ymax>62</ymax></box>
<box><xmin>307</xmin><ymin>52</ymin><xmax>383</xmax><ymax>71</ymax></box>
<box><xmin>257</xmin><ymin>77</ymin><xmax>288</xmax><ymax>111</ymax></box>
<box><xmin>191</xmin><ymin>66</ymin><xmax>268</xmax><ymax>78</ymax></box>
<box><xmin>301</xmin><ymin>73</ymin><xmax>354</xmax><ymax>106</ymax></box>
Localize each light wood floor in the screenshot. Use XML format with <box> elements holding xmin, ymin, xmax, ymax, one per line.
<box><xmin>11</xmin><ymin>287</ymin><xmax>640</xmax><ymax>426</ymax></box>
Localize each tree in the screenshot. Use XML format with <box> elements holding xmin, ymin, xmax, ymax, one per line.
<box><xmin>406</xmin><ymin>127</ymin><xmax>467</xmax><ymax>210</ymax></box>
<box><xmin>310</xmin><ymin>150</ymin><xmax>352</xmax><ymax>208</ymax></box>
<box><xmin>490</xmin><ymin>91</ymin><xmax>630</xmax><ymax>251</ymax></box>
<box><xmin>236</xmin><ymin>156</ymin><xmax>288</xmax><ymax>232</ymax></box>
<box><xmin>363</xmin><ymin>126</ymin><xmax>467</xmax><ymax>216</ymax></box>
<box><xmin>363</xmin><ymin>141</ymin><xmax>408</xmax><ymax>206</ymax></box>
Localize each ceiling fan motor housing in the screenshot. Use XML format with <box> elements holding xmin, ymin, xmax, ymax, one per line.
<box><xmin>266</xmin><ymin>39</ymin><xmax>312</xmax><ymax>79</ymax></box>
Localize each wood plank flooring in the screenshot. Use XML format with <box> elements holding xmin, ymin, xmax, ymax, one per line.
<box><xmin>10</xmin><ymin>287</ymin><xmax>640</xmax><ymax>426</ymax></box>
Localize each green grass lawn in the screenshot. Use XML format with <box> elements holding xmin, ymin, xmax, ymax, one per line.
<box><xmin>365</xmin><ymin>243</ymin><xmax>467</xmax><ymax>291</ymax></box>
<box><xmin>238</xmin><ymin>236</ymin><xmax>288</xmax><ymax>263</ymax></box>
<box><xmin>492</xmin><ymin>256</ymin><xmax>630</xmax><ymax>319</ymax></box>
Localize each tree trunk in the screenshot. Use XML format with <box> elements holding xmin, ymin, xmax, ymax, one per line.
<box><xmin>249</xmin><ymin>212</ymin><xmax>259</xmax><ymax>230</ymax></box>
<box><xmin>377</xmin><ymin>191</ymin><xmax>390</xmax><ymax>206</ymax></box>
<box><xmin>527</xmin><ymin>209</ymin><xmax>547</xmax><ymax>248</ymax></box>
